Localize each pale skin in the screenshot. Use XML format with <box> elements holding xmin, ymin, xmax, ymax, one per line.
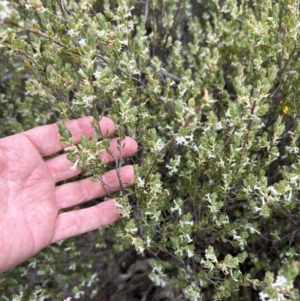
<box><xmin>0</xmin><ymin>116</ymin><xmax>138</xmax><ymax>273</ymax></box>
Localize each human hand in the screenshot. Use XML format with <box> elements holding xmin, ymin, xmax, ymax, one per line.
<box><xmin>0</xmin><ymin>117</ymin><xmax>137</xmax><ymax>273</ymax></box>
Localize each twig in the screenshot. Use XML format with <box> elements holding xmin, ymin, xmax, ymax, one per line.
<box><xmin>115</xmin><ymin>143</ymin><xmax>125</xmax><ymax>195</ymax></box>
<box><xmin>57</xmin><ymin>0</ymin><xmax>72</xmax><ymax>20</ymax></box>
<box><xmin>144</xmin><ymin>137</ymin><xmax>175</xmax><ymax>185</ymax></box>
<box><xmin>160</xmin><ymin>69</ymin><xmax>181</xmax><ymax>83</ymax></box>
<box><xmin>104</xmin><ymin>143</ymin><xmax>125</xmax><ymax>196</ymax></box>
<box><xmin>97</xmin><ymin>175</ymin><xmax>118</xmax><ymax>190</ymax></box>
<box><xmin>270</xmin><ymin>43</ymin><xmax>298</xmax><ymax>98</ymax></box>
<box><xmin>239</xmin><ymin>100</ymin><xmax>257</xmax><ymax>155</ymax></box>
<box><xmin>94</xmin><ymin>53</ymin><xmax>151</xmax><ymax>91</ymax></box>
<box><xmin>144</xmin><ymin>0</ymin><xmax>150</xmax><ymax>25</ymax></box>
<box><xmin>162</xmin><ymin>0</ymin><xmax>183</xmax><ymax>56</ymax></box>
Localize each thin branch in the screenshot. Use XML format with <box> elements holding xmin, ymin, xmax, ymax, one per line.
<box><xmin>57</xmin><ymin>0</ymin><xmax>73</xmax><ymax>20</ymax></box>
<box><xmin>94</xmin><ymin>53</ymin><xmax>151</xmax><ymax>90</ymax></box>
<box><xmin>104</xmin><ymin>144</ymin><xmax>126</xmax><ymax>196</ymax></box>
<box><xmin>240</xmin><ymin>100</ymin><xmax>257</xmax><ymax>153</ymax></box>
<box><xmin>97</xmin><ymin>176</ymin><xmax>118</xmax><ymax>190</ymax></box>
<box><xmin>160</xmin><ymin>68</ymin><xmax>181</xmax><ymax>83</ymax></box>
<box><xmin>270</xmin><ymin>43</ymin><xmax>298</xmax><ymax>98</ymax></box>
<box><xmin>162</xmin><ymin>0</ymin><xmax>183</xmax><ymax>55</ymax></box>
<box><xmin>144</xmin><ymin>0</ymin><xmax>150</xmax><ymax>25</ymax></box>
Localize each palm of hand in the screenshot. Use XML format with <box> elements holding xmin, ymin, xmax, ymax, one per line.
<box><xmin>0</xmin><ymin>117</ymin><xmax>137</xmax><ymax>273</ymax></box>
<box><xmin>0</xmin><ymin>133</ymin><xmax>58</xmax><ymax>271</ymax></box>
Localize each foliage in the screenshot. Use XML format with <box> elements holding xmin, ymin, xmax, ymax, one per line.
<box><xmin>1</xmin><ymin>0</ymin><xmax>300</xmax><ymax>300</ymax></box>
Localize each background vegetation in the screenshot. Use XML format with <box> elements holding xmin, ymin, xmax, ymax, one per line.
<box><xmin>1</xmin><ymin>0</ymin><xmax>300</xmax><ymax>300</ymax></box>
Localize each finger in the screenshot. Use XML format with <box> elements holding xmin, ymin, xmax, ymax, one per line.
<box><xmin>55</xmin><ymin>165</ymin><xmax>135</xmax><ymax>209</ymax></box>
<box><xmin>46</xmin><ymin>136</ymin><xmax>138</xmax><ymax>182</ymax></box>
<box><xmin>22</xmin><ymin>116</ymin><xmax>115</xmax><ymax>157</ymax></box>
<box><xmin>51</xmin><ymin>199</ymin><xmax>120</xmax><ymax>243</ymax></box>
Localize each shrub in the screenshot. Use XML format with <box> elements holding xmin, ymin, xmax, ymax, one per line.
<box><xmin>1</xmin><ymin>0</ymin><xmax>300</xmax><ymax>300</ymax></box>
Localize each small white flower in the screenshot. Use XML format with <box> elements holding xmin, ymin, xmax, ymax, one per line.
<box><xmin>254</xmin><ymin>206</ymin><xmax>261</xmax><ymax>213</ymax></box>
<box><xmin>183</xmin><ymin>220</ymin><xmax>194</xmax><ymax>226</ymax></box>
<box><xmin>286</xmin><ymin>146</ymin><xmax>299</xmax><ymax>154</ymax></box>
<box><xmin>74</xmin><ymin>291</ymin><xmax>84</xmax><ymax>299</ymax></box>
<box><xmin>0</xmin><ymin>10</ymin><xmax>6</xmax><ymax>20</ymax></box>
<box><xmin>70</xmin><ymin>158</ymin><xmax>79</xmax><ymax>171</ymax></box>
<box><xmin>187</xmin><ymin>248</ymin><xmax>194</xmax><ymax>258</ymax></box>
<box><xmin>93</xmin><ymin>70</ymin><xmax>101</xmax><ymax>79</ymax></box>
<box><xmin>203</xmin><ymin>126</ymin><xmax>211</xmax><ymax>134</ymax></box>
<box><xmin>232</xmin><ymin>229</ymin><xmax>241</xmax><ymax>240</ymax></box>
<box><xmin>78</xmin><ymin>68</ymin><xmax>86</xmax><ymax>77</ymax></box>
<box><xmin>286</xmin><ymin>191</ymin><xmax>292</xmax><ymax>202</ymax></box>
<box><xmin>78</xmin><ymin>38</ymin><xmax>86</xmax><ymax>46</ymax></box>
<box><xmin>170</xmin><ymin>199</ymin><xmax>182</xmax><ymax>215</ymax></box>
<box><xmin>97</xmin><ymin>30</ymin><xmax>106</xmax><ymax>36</ymax></box>
<box><xmin>24</xmin><ymin>3</ymin><xmax>32</xmax><ymax>10</ymax></box>
<box><xmin>246</xmin><ymin>223</ymin><xmax>260</xmax><ymax>234</ymax></box>
<box><xmin>87</xmin><ymin>154</ymin><xmax>95</xmax><ymax>161</ymax></box>
<box><xmin>68</xmin><ymin>263</ymin><xmax>76</xmax><ymax>271</ymax></box>
<box><xmin>274</xmin><ymin>275</ymin><xmax>288</xmax><ymax>287</ymax></box>
<box><xmin>216</xmin><ymin>121</ymin><xmax>223</xmax><ymax>130</ymax></box>
<box><xmin>185</xmin><ymin>133</ymin><xmax>194</xmax><ymax>141</ymax></box>
<box><xmin>259</xmin><ymin>291</ymin><xmax>270</xmax><ymax>301</ymax></box>
<box><xmin>166</xmin><ymin>165</ymin><xmax>178</xmax><ymax>175</ymax></box>
<box><xmin>116</xmin><ymin>23</ymin><xmax>124</xmax><ymax>30</ymax></box>
<box><xmin>290</xmin><ymin>175</ymin><xmax>299</xmax><ymax>183</ymax></box>
<box><xmin>192</xmin><ymin>144</ymin><xmax>198</xmax><ymax>152</ymax></box>
<box><xmin>28</xmin><ymin>261</ymin><xmax>37</xmax><ymax>268</ymax></box>
<box><xmin>67</xmin><ymin>29</ymin><xmax>77</xmax><ymax>37</ymax></box>
<box><xmin>179</xmin><ymin>89</ymin><xmax>186</xmax><ymax>97</ymax></box>
<box><xmin>0</xmin><ymin>0</ymin><xmax>11</xmax><ymax>20</ymax></box>
<box><xmin>180</xmin><ymin>234</ymin><xmax>193</xmax><ymax>243</ymax></box>
<box><xmin>82</xmin><ymin>95</ymin><xmax>93</xmax><ymax>105</ymax></box>
<box><xmin>124</xmin><ymin>11</ymin><xmax>132</xmax><ymax>18</ymax></box>
<box><xmin>120</xmin><ymin>39</ymin><xmax>128</xmax><ymax>46</ymax></box>
<box><xmin>175</xmin><ymin>136</ymin><xmax>188</xmax><ymax>145</ymax></box>
<box><xmin>257</xmin><ymin>122</ymin><xmax>265</xmax><ymax>129</ymax></box>
<box><xmin>128</xmin><ymin>20</ymin><xmax>134</xmax><ymax>30</ymax></box>
<box><xmin>268</xmin><ymin>185</ymin><xmax>278</xmax><ymax>195</ymax></box>
<box><xmin>136</xmin><ymin>177</ymin><xmax>145</xmax><ymax>187</ymax></box>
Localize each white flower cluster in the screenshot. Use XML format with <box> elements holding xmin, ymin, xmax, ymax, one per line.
<box><xmin>136</xmin><ymin>176</ymin><xmax>145</xmax><ymax>187</ymax></box>
<box><xmin>175</xmin><ymin>133</ymin><xmax>194</xmax><ymax>146</ymax></box>
<box><xmin>286</xmin><ymin>145</ymin><xmax>299</xmax><ymax>154</ymax></box>
<box><xmin>0</xmin><ymin>1</ymin><xmax>11</xmax><ymax>21</ymax></box>
<box><xmin>166</xmin><ymin>155</ymin><xmax>181</xmax><ymax>175</ymax></box>
<box><xmin>259</xmin><ymin>275</ymin><xmax>291</xmax><ymax>301</ymax></box>
<box><xmin>67</xmin><ymin>29</ymin><xmax>78</xmax><ymax>37</ymax></box>
<box><xmin>72</xmin><ymin>94</ymin><xmax>96</xmax><ymax>106</ymax></box>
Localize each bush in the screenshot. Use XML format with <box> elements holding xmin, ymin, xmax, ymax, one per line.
<box><xmin>1</xmin><ymin>0</ymin><xmax>300</xmax><ymax>300</ymax></box>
